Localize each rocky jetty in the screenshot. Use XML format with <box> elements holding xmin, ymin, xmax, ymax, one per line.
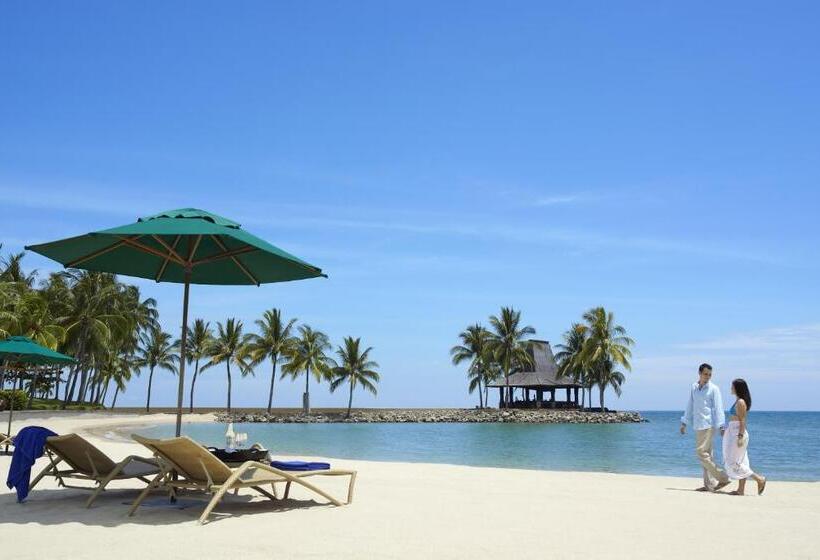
<box><xmin>214</xmin><ymin>408</ymin><xmax>645</xmax><ymax>424</ymax></box>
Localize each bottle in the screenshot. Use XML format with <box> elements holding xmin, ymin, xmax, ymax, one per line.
<box><xmin>225</xmin><ymin>422</ymin><xmax>236</xmax><ymax>450</ymax></box>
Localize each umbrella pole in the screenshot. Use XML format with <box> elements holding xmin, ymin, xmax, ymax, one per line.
<box><xmin>175</xmin><ymin>273</ymin><xmax>191</xmax><ymax>437</ymax></box>
<box><xmin>4</xmin><ymin>361</ymin><xmax>12</xmax><ymax>454</ymax></box>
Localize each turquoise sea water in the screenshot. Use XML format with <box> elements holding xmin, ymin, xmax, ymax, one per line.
<box><xmin>142</xmin><ymin>411</ymin><xmax>820</xmax><ymax>481</ymax></box>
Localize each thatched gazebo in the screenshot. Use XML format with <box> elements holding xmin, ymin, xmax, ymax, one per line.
<box><xmin>488</xmin><ymin>340</ymin><xmax>582</xmax><ymax>409</ymax></box>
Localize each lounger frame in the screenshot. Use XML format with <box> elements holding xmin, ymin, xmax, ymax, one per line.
<box><xmin>129</xmin><ymin>435</ymin><xmax>357</xmax><ymax>524</ymax></box>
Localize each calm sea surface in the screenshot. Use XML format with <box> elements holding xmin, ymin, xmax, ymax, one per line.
<box><xmin>142</xmin><ymin>411</ymin><xmax>820</xmax><ymax>481</ymax></box>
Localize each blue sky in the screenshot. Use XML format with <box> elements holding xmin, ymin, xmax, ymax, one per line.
<box><xmin>1</xmin><ymin>2</ymin><xmax>818</xmax><ymax>410</ymax></box>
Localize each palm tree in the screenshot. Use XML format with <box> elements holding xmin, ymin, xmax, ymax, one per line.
<box><xmin>579</xmin><ymin>306</ymin><xmax>634</xmax><ymax>411</ymax></box>
<box><xmin>450</xmin><ymin>323</ymin><xmax>492</xmax><ymax>408</ymax></box>
<box><xmin>203</xmin><ymin>318</ymin><xmax>250</xmax><ymax>413</ymax></box>
<box><xmin>135</xmin><ymin>326</ymin><xmax>178</xmax><ymax>412</ymax></box>
<box><xmin>554</xmin><ymin>323</ymin><xmax>591</xmax><ymax>409</ymax></box>
<box><xmin>281</xmin><ymin>325</ymin><xmax>331</xmax><ymax>415</ymax></box>
<box><xmin>488</xmin><ymin>307</ymin><xmax>535</xmax><ymax>408</ymax></box>
<box><xmin>177</xmin><ymin>319</ymin><xmax>213</xmax><ymax>412</ymax></box>
<box><xmin>328</xmin><ymin>337</ymin><xmax>380</xmax><ymax>418</ymax></box>
<box><xmin>243</xmin><ymin>309</ymin><xmax>297</xmax><ymax>413</ymax></box>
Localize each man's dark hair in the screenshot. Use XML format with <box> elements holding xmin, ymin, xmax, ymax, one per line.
<box><xmin>698</xmin><ymin>363</ymin><xmax>713</xmax><ymax>373</ymax></box>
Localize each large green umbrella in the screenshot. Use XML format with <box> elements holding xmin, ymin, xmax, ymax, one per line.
<box><xmin>0</xmin><ymin>336</ymin><xmax>76</xmax><ymax>450</ymax></box>
<box><xmin>26</xmin><ymin>208</ymin><xmax>326</xmax><ymax>435</ymax></box>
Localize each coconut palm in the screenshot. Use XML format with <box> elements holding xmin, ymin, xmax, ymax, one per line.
<box><xmin>243</xmin><ymin>309</ymin><xmax>297</xmax><ymax>413</ymax></box>
<box><xmin>328</xmin><ymin>337</ymin><xmax>380</xmax><ymax>418</ymax></box>
<box><xmin>450</xmin><ymin>323</ymin><xmax>493</xmax><ymax>408</ymax></box>
<box><xmin>488</xmin><ymin>307</ymin><xmax>536</xmax><ymax>408</ymax></box>
<box><xmin>203</xmin><ymin>318</ymin><xmax>250</xmax><ymax>413</ymax></box>
<box><xmin>176</xmin><ymin>319</ymin><xmax>214</xmax><ymax>412</ymax></box>
<box><xmin>555</xmin><ymin>323</ymin><xmax>591</xmax><ymax>409</ymax></box>
<box><xmin>579</xmin><ymin>306</ymin><xmax>634</xmax><ymax>410</ymax></box>
<box><xmin>134</xmin><ymin>326</ymin><xmax>178</xmax><ymax>412</ymax></box>
<box><xmin>281</xmin><ymin>325</ymin><xmax>331</xmax><ymax>415</ymax></box>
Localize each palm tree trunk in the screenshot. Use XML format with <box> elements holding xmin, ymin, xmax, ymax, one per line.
<box><xmin>146</xmin><ymin>366</ymin><xmax>155</xmax><ymax>412</ymax></box>
<box><xmin>599</xmin><ymin>385</ymin><xmax>605</xmax><ymax>412</ymax></box>
<box><xmin>303</xmin><ymin>366</ymin><xmax>311</xmax><ymax>415</ymax></box>
<box><xmin>347</xmin><ymin>380</ymin><xmax>354</xmax><ymax>418</ymax></box>
<box><xmin>226</xmin><ymin>362</ymin><xmax>232</xmax><ymax>412</ymax></box>
<box><xmin>189</xmin><ymin>358</ymin><xmax>199</xmax><ymax>413</ymax></box>
<box><xmin>63</xmin><ymin>366</ymin><xmax>80</xmax><ymax>408</ymax></box>
<box><xmin>27</xmin><ymin>367</ymin><xmax>40</xmax><ymax>409</ymax></box>
<box><xmin>267</xmin><ymin>355</ymin><xmax>277</xmax><ymax>414</ymax></box>
<box><xmin>477</xmin><ymin>376</ymin><xmax>484</xmax><ymax>408</ymax></box>
<box><xmin>111</xmin><ymin>385</ymin><xmax>120</xmax><ymax>408</ymax></box>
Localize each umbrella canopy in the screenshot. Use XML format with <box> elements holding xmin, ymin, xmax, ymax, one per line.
<box><xmin>0</xmin><ymin>336</ymin><xmax>77</xmax><ymax>365</ymax></box>
<box><xmin>25</xmin><ymin>208</ymin><xmax>325</xmax><ymax>285</ymax></box>
<box><xmin>0</xmin><ymin>336</ymin><xmax>76</xmax><ymax>448</ymax></box>
<box><xmin>26</xmin><ymin>208</ymin><xmax>326</xmax><ymax>436</ymax></box>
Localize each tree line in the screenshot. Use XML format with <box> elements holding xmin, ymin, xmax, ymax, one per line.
<box><xmin>0</xmin><ymin>246</ymin><xmax>379</xmax><ymax>417</ymax></box>
<box><xmin>451</xmin><ymin>305</ymin><xmax>634</xmax><ymax>410</ymax></box>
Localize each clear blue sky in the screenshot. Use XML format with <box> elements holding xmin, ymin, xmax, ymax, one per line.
<box><xmin>1</xmin><ymin>2</ymin><xmax>818</xmax><ymax>410</ymax></box>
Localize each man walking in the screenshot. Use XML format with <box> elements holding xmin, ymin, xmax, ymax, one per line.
<box><xmin>680</xmin><ymin>363</ymin><xmax>730</xmax><ymax>492</ymax></box>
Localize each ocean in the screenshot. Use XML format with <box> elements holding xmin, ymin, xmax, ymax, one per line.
<box><xmin>142</xmin><ymin>411</ymin><xmax>820</xmax><ymax>481</ymax></box>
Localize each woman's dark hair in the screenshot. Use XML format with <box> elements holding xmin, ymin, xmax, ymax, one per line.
<box><xmin>732</xmin><ymin>378</ymin><xmax>752</xmax><ymax>411</ymax></box>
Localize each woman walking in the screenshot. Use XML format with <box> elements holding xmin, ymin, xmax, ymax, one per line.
<box><xmin>723</xmin><ymin>378</ymin><xmax>767</xmax><ymax>495</ymax></box>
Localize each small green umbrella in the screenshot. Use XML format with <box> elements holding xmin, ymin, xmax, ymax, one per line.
<box><xmin>0</xmin><ymin>336</ymin><xmax>76</xmax><ymax>449</ymax></box>
<box><xmin>26</xmin><ymin>208</ymin><xmax>325</xmax><ymax>435</ymax></box>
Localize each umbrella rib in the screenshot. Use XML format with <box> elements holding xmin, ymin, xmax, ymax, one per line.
<box><xmin>191</xmin><ymin>245</ymin><xmax>258</xmax><ymax>266</ymax></box>
<box><xmin>209</xmin><ymin>235</ymin><xmax>259</xmax><ymax>285</ymax></box>
<box><xmin>118</xmin><ymin>237</ymin><xmax>186</xmax><ymax>266</ymax></box>
<box><xmin>65</xmin><ymin>236</ymin><xmax>140</xmax><ymax>268</ymax></box>
<box><xmin>152</xmin><ymin>235</ymin><xmax>186</xmax><ymax>264</ymax></box>
<box><xmin>155</xmin><ymin>235</ymin><xmax>182</xmax><ymax>282</ymax></box>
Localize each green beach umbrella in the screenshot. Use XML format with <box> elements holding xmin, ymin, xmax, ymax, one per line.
<box><xmin>26</xmin><ymin>208</ymin><xmax>326</xmax><ymax>435</ymax></box>
<box><xmin>0</xmin><ymin>336</ymin><xmax>76</xmax><ymax>449</ymax></box>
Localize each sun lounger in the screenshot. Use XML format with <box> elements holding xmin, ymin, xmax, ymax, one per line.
<box><xmin>29</xmin><ymin>433</ymin><xmax>160</xmax><ymax>507</ymax></box>
<box><xmin>0</xmin><ymin>433</ymin><xmax>13</xmax><ymax>448</ymax></box>
<box><xmin>129</xmin><ymin>434</ymin><xmax>357</xmax><ymax>524</ymax></box>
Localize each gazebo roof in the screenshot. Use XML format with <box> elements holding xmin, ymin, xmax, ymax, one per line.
<box><xmin>487</xmin><ymin>340</ymin><xmax>581</xmax><ymax>388</ymax></box>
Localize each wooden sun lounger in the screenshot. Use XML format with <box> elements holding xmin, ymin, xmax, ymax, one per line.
<box><xmin>129</xmin><ymin>434</ymin><xmax>357</xmax><ymax>524</ymax></box>
<box><xmin>29</xmin><ymin>433</ymin><xmax>160</xmax><ymax>507</ymax></box>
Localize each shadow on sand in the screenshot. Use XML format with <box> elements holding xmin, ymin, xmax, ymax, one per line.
<box><xmin>0</xmin><ymin>487</ymin><xmax>332</xmax><ymax>527</ymax></box>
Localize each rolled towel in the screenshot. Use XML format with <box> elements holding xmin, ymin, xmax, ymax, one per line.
<box><xmin>270</xmin><ymin>460</ymin><xmax>330</xmax><ymax>471</ymax></box>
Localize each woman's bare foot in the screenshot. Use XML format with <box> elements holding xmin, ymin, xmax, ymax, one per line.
<box><xmin>757</xmin><ymin>478</ymin><xmax>767</xmax><ymax>495</ymax></box>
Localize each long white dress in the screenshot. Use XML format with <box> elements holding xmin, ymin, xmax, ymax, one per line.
<box><xmin>723</xmin><ymin>420</ymin><xmax>755</xmax><ymax>480</ymax></box>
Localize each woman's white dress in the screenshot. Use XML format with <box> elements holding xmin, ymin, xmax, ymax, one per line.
<box><xmin>723</xmin><ymin>420</ymin><xmax>755</xmax><ymax>480</ymax></box>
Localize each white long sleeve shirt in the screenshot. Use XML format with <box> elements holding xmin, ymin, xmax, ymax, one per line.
<box><xmin>681</xmin><ymin>381</ymin><xmax>726</xmax><ymax>431</ymax></box>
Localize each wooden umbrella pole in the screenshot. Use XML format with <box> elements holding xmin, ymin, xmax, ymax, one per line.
<box><xmin>4</xmin><ymin>360</ymin><xmax>12</xmax><ymax>453</ymax></box>
<box><xmin>175</xmin><ymin>271</ymin><xmax>191</xmax><ymax>438</ymax></box>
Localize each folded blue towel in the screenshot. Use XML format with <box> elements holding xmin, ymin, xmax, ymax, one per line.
<box><xmin>6</xmin><ymin>426</ymin><xmax>57</xmax><ymax>502</ymax></box>
<box><xmin>270</xmin><ymin>460</ymin><xmax>330</xmax><ymax>471</ymax></box>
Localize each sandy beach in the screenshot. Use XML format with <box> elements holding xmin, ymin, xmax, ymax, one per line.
<box><xmin>1</xmin><ymin>412</ymin><xmax>818</xmax><ymax>560</ymax></box>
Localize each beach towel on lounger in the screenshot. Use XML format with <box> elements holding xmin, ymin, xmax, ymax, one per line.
<box><xmin>269</xmin><ymin>461</ymin><xmax>330</xmax><ymax>471</ymax></box>
<box><xmin>6</xmin><ymin>426</ymin><xmax>57</xmax><ymax>502</ymax></box>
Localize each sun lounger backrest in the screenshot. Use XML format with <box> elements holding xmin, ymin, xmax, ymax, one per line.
<box><xmin>47</xmin><ymin>434</ymin><xmax>117</xmax><ymax>475</ymax></box>
<box><xmin>133</xmin><ymin>435</ymin><xmax>233</xmax><ymax>485</ymax></box>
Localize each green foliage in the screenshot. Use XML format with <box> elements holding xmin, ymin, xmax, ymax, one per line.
<box><xmin>0</xmin><ymin>389</ymin><xmax>26</xmax><ymax>410</ymax></box>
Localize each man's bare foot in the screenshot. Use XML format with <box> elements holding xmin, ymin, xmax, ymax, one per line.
<box><xmin>728</xmin><ymin>490</ymin><xmax>744</xmax><ymax>496</ymax></box>
<box><xmin>695</xmin><ymin>486</ymin><xmax>710</xmax><ymax>492</ymax></box>
<box><xmin>758</xmin><ymin>478</ymin><xmax>767</xmax><ymax>495</ymax></box>
<box><xmin>713</xmin><ymin>481</ymin><xmax>731</xmax><ymax>492</ymax></box>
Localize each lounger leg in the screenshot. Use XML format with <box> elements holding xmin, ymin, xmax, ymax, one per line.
<box><xmin>346</xmin><ymin>472</ymin><xmax>357</xmax><ymax>505</ymax></box>
<box><xmin>199</xmin><ymin>486</ymin><xmax>231</xmax><ymax>524</ymax></box>
<box><xmin>271</xmin><ymin>482</ymin><xmax>279</xmax><ymax>500</ymax></box>
<box><xmin>86</xmin><ymin>464</ymin><xmax>125</xmax><ymax>508</ymax></box>
<box><xmin>127</xmin><ymin>469</ymin><xmax>167</xmax><ymax>517</ymax></box>
<box><xmin>29</xmin><ymin>462</ymin><xmax>57</xmax><ymax>491</ymax></box>
<box><xmin>284</xmin><ymin>481</ymin><xmax>292</xmax><ymax>499</ymax></box>
<box><xmin>251</xmin><ymin>486</ymin><xmax>278</xmax><ymax>501</ymax></box>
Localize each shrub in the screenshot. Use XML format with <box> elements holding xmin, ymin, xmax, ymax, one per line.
<box><xmin>0</xmin><ymin>389</ymin><xmax>28</xmax><ymax>410</ymax></box>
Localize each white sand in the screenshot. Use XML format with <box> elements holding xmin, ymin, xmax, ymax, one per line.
<box><xmin>1</xmin><ymin>411</ymin><xmax>818</xmax><ymax>560</ymax></box>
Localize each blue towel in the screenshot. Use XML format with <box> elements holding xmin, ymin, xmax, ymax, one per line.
<box><xmin>6</xmin><ymin>426</ymin><xmax>57</xmax><ymax>502</ymax></box>
<box><xmin>270</xmin><ymin>460</ymin><xmax>330</xmax><ymax>471</ymax></box>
